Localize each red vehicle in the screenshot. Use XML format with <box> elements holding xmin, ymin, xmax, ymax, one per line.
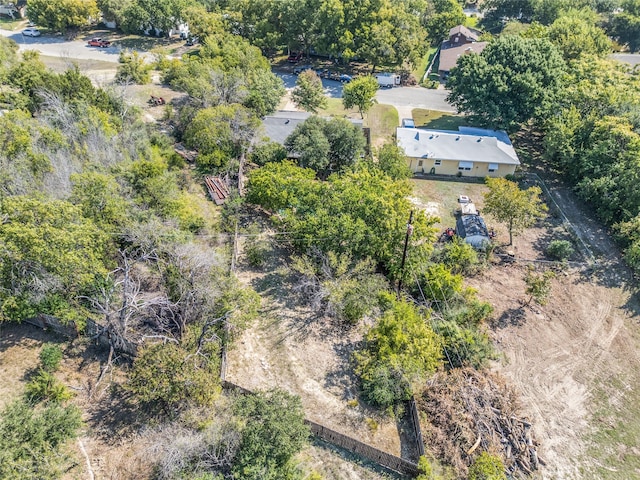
<box><xmin>287</xmin><ymin>51</ymin><xmax>303</xmax><ymax>63</ymax></box>
<box><xmin>88</xmin><ymin>38</ymin><xmax>111</xmax><ymax>48</ymax></box>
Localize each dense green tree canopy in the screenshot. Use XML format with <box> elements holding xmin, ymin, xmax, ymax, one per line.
<box><xmin>284</xmin><ymin>115</ymin><xmax>366</xmax><ymax>176</ymax></box>
<box><xmin>0</xmin><ymin>400</ymin><xmax>82</xmax><ymax>480</ymax></box>
<box><xmin>184</xmin><ymin>104</ymin><xmax>260</xmax><ymax>171</ymax></box>
<box><xmin>609</xmin><ymin>0</ymin><xmax>640</xmax><ymax>52</ymax></box>
<box><xmin>27</xmin><ymin>0</ymin><xmax>99</xmax><ymax>33</ymax></box>
<box><xmin>483</xmin><ymin>178</ymin><xmax>547</xmax><ymax>245</ymax></box>
<box><xmin>0</xmin><ymin>196</ymin><xmax>110</xmax><ymax>323</ymax></box>
<box><xmin>424</xmin><ymin>0</ymin><xmax>466</xmax><ymax>43</ymax></box>
<box><xmin>232</xmin><ymin>390</ymin><xmax>309</xmax><ymax>479</ymax></box>
<box><xmin>446</xmin><ymin>35</ymin><xmax>566</xmax><ymax>132</ymax></box>
<box><xmin>355</xmin><ymin>297</ymin><xmax>442</xmax><ymax>407</ymax></box>
<box><xmin>291</xmin><ymin>70</ymin><xmax>328</xmax><ymax>113</ymax></box>
<box><xmin>342</xmin><ymin>75</ymin><xmax>379</xmax><ymax>118</ymax></box>
<box><xmin>547</xmin><ymin>9</ymin><xmax>611</xmax><ymax>60</ymax></box>
<box><xmin>247</xmin><ymin>163</ymin><xmax>437</xmax><ymax>276</ymax></box>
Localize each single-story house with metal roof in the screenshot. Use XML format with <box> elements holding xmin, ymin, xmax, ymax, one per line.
<box><xmin>262</xmin><ymin>111</ymin><xmax>364</xmax><ymax>146</ymax></box>
<box><xmin>396</xmin><ymin>126</ymin><xmax>520</xmax><ymax>177</ymax></box>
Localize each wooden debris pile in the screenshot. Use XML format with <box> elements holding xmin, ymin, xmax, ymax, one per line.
<box><xmin>174</xmin><ymin>142</ymin><xmax>198</xmax><ymax>163</ymax></box>
<box><xmin>417</xmin><ymin>368</ymin><xmax>542</xmax><ymax>478</ymax></box>
<box><xmin>204</xmin><ymin>175</ymin><xmax>230</xmax><ymax>205</ymax></box>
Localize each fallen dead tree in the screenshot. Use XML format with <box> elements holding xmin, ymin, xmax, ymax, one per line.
<box><xmin>417</xmin><ymin>368</ymin><xmax>542</xmax><ymax>478</ymax></box>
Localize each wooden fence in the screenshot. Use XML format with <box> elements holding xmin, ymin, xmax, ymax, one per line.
<box><xmin>223</xmin><ymin>380</ymin><xmax>420</xmax><ymax>477</ymax></box>
<box><xmin>24</xmin><ymin>315</ymin><xmax>138</xmax><ymax>357</ymax></box>
<box><xmin>24</xmin><ymin>315</ymin><xmax>79</xmax><ymax>338</ymax></box>
<box><xmin>408</xmin><ymin>397</ymin><xmax>425</xmax><ymax>457</ymax></box>
<box><xmin>305</xmin><ymin>419</ymin><xmax>420</xmax><ymax>477</ymax></box>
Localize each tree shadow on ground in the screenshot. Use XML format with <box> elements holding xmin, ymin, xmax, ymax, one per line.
<box><xmin>491</xmin><ymin>307</ymin><xmax>527</xmax><ymax>329</ymax></box>
<box><xmin>324</xmin><ymin>337</ymin><xmax>363</xmax><ymax>401</ymax></box>
<box><xmin>311</xmin><ymin>437</ymin><xmax>406</xmax><ymax>479</ymax></box>
<box><xmin>396</xmin><ymin>407</ymin><xmax>420</xmax><ymax>463</ymax></box>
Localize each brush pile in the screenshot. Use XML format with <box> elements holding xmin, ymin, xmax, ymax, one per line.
<box><xmin>417</xmin><ymin>368</ymin><xmax>542</xmax><ymax>478</ymax></box>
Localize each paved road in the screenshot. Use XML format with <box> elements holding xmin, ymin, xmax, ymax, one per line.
<box><xmin>1</xmin><ymin>28</ymin><xmax>128</xmax><ymax>63</ymax></box>
<box><xmin>376</xmin><ymin>86</ymin><xmax>455</xmax><ymax>113</ymax></box>
<box><xmin>276</xmin><ymin>71</ymin><xmax>345</xmax><ymax>98</ymax></box>
<box><xmin>276</xmin><ymin>70</ymin><xmax>455</xmax><ymax>113</ymax></box>
<box><xmin>610</xmin><ymin>53</ymin><xmax>640</xmax><ymax>66</ymax></box>
<box><xmin>4</xmin><ymin>30</ymin><xmax>456</xmax><ymax>113</ymax></box>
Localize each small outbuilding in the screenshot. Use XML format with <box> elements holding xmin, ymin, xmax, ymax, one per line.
<box><xmin>456</xmin><ymin>214</ymin><xmax>491</xmax><ymax>249</ymax></box>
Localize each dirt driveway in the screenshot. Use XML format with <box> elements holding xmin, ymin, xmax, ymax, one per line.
<box><xmin>469</xmin><ymin>210</ymin><xmax>640</xmax><ymax>478</ymax></box>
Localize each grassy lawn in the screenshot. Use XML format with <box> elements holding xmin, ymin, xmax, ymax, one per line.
<box><xmin>412</xmin><ymin>46</ymin><xmax>438</xmax><ymax>82</ymax></box>
<box><xmin>365</xmin><ymin>103</ymin><xmax>398</xmax><ymax>145</ymax></box>
<box><xmin>410</xmin><ymin>177</ymin><xmax>488</xmax><ymax>227</ymax></box>
<box><xmin>412</xmin><ymin>108</ymin><xmax>468</xmax><ymax>130</ymax></box>
<box><xmin>0</xmin><ymin>17</ymin><xmax>26</xmax><ymax>31</ymax></box>
<box><xmin>39</xmin><ymin>55</ymin><xmax>117</xmax><ymax>73</ymax></box>
<box><xmin>586</xmin><ymin>369</ymin><xmax>640</xmax><ymax>479</ymax></box>
<box><xmin>317</xmin><ymin>97</ymin><xmax>359</xmax><ymax>118</ymax></box>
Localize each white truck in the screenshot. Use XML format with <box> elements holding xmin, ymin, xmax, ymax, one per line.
<box><xmin>375</xmin><ymin>72</ymin><xmax>401</xmax><ymax>88</ymax></box>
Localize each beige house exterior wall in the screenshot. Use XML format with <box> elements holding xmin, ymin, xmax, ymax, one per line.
<box><xmin>407</xmin><ymin>157</ymin><xmax>517</xmax><ymax>178</ymax></box>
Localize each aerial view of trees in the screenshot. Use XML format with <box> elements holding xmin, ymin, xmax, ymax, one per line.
<box><xmin>3</xmin><ymin>0</ymin><xmax>640</xmax><ymax>478</ymax></box>
<box><xmin>446</xmin><ymin>35</ymin><xmax>566</xmax><ymax>132</ymax></box>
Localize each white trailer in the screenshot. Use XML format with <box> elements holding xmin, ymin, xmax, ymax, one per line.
<box><xmin>375</xmin><ymin>72</ymin><xmax>401</xmax><ymax>88</ymax></box>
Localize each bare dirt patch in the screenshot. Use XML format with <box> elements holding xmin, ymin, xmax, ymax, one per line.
<box><xmin>227</xmin><ymin>241</ymin><xmax>415</xmax><ymax>459</ymax></box>
<box><xmin>467</xmin><ymin>228</ymin><xmax>639</xmax><ymax>479</ymax></box>
<box><xmin>0</xmin><ymin>323</ymin><xmax>153</xmax><ymax>480</ymax></box>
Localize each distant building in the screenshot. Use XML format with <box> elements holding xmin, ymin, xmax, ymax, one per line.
<box><xmin>396</xmin><ymin>126</ymin><xmax>520</xmax><ymax>177</ymax></box>
<box><xmin>438</xmin><ymin>25</ymin><xmax>487</xmax><ymax>78</ymax></box>
<box><xmin>0</xmin><ymin>3</ymin><xmax>25</xmax><ymax>19</ymax></box>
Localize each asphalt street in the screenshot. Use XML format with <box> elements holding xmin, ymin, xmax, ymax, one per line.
<box><xmin>275</xmin><ymin>70</ymin><xmax>456</xmax><ymax>113</ymax></box>
<box><xmin>1</xmin><ymin>28</ymin><xmax>457</xmax><ymax>113</ymax></box>
<box><xmin>611</xmin><ymin>53</ymin><xmax>640</xmax><ymax>66</ymax></box>
<box><xmin>1</xmin><ymin>28</ymin><xmax>134</xmax><ymax>63</ymax></box>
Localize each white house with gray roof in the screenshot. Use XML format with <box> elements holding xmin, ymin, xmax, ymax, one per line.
<box><xmin>396</xmin><ymin>126</ymin><xmax>520</xmax><ymax>177</ymax></box>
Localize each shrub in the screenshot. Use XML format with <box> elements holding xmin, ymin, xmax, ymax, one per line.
<box><xmin>433</xmin><ymin>319</ymin><xmax>495</xmax><ymax>369</ymax></box>
<box><xmin>468</xmin><ymin>451</ymin><xmax>506</xmax><ymax>480</ymax></box>
<box><xmin>0</xmin><ymin>400</ymin><xmax>82</xmax><ymax>479</ymax></box>
<box><xmin>250</xmin><ymin>141</ymin><xmax>287</xmax><ymax>166</ymax></box>
<box><xmin>545</xmin><ymin>239</ymin><xmax>574</xmax><ymax>261</ymax></box>
<box><xmin>39</xmin><ymin>344</ymin><xmax>63</xmax><ymax>372</ymax></box>
<box><xmin>115</xmin><ymin>51</ymin><xmax>151</xmax><ymax>84</ymax></box>
<box><xmin>232</xmin><ymin>390</ymin><xmax>309</xmax><ymax>480</ymax></box>
<box><xmin>415</xmin><ymin>264</ymin><xmax>463</xmax><ymax>305</ymax></box>
<box><xmin>25</xmin><ymin>370</ymin><xmax>72</xmax><ymax>403</ymax></box>
<box><xmin>127</xmin><ymin>333</ymin><xmax>221</xmax><ymax>409</ymax></box>
<box><xmin>435</xmin><ymin>236</ymin><xmax>479</xmax><ymax>274</ymax></box>
<box><xmin>354</xmin><ymin>299</ymin><xmax>442</xmax><ymax>407</ymax></box>
<box><xmin>244</xmin><ymin>239</ymin><xmax>270</xmax><ymax>268</ymax></box>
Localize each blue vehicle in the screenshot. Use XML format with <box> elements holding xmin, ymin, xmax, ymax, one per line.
<box><xmin>339</xmin><ymin>74</ymin><xmax>352</xmax><ymax>83</ymax></box>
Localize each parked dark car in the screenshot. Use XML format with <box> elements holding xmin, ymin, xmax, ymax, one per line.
<box><xmin>339</xmin><ymin>74</ymin><xmax>353</xmax><ymax>83</ymax></box>
<box><xmin>288</xmin><ymin>51</ymin><xmax>303</xmax><ymax>63</ymax></box>
<box><xmin>186</xmin><ymin>36</ymin><xmax>199</xmax><ymax>46</ymax></box>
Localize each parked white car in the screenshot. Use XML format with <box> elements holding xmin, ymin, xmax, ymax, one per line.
<box><xmin>22</xmin><ymin>28</ymin><xmax>41</xmax><ymax>37</ymax></box>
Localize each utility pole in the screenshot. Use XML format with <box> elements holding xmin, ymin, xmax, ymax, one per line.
<box><xmin>397</xmin><ymin>210</ymin><xmax>414</xmax><ymax>298</ymax></box>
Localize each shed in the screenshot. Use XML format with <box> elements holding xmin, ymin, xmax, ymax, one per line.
<box><xmin>456</xmin><ymin>214</ymin><xmax>490</xmax><ymax>249</ymax></box>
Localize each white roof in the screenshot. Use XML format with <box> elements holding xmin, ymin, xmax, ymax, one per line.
<box><xmin>396</xmin><ymin>127</ymin><xmax>520</xmax><ymax>166</ymax></box>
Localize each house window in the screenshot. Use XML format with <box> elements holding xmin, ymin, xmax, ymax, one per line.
<box><xmin>418</xmin><ymin>160</ymin><xmax>423</xmax><ymax>167</ymax></box>
<box><xmin>434</xmin><ymin>159</ymin><xmax>441</xmax><ymax>166</ymax></box>
<box><xmin>454</xmin><ymin>36</ymin><xmax>459</xmax><ymax>43</ymax></box>
<box><xmin>488</xmin><ymin>163</ymin><xmax>499</xmax><ymax>173</ymax></box>
<box><xmin>458</xmin><ymin>161</ymin><xmax>473</xmax><ymax>171</ymax></box>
